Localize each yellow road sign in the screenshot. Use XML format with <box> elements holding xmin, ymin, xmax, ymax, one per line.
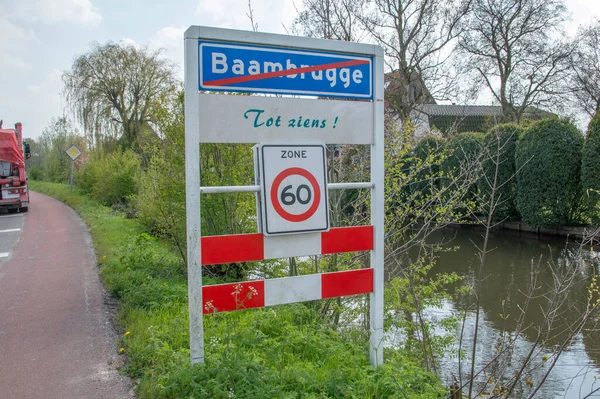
<box><xmin>66</xmin><ymin>145</ymin><xmax>81</xmax><ymax>161</ymax></box>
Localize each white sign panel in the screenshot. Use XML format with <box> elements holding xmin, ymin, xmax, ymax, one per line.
<box><xmin>198</xmin><ymin>94</ymin><xmax>373</xmax><ymax>144</ymax></box>
<box><xmin>258</xmin><ymin>144</ymin><xmax>329</xmax><ymax>235</ymax></box>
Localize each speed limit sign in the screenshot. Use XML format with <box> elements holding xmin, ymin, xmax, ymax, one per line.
<box><xmin>258</xmin><ymin>143</ymin><xmax>329</xmax><ymax>235</ymax></box>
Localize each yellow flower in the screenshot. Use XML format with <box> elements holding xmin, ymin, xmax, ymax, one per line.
<box><xmin>124</xmin><ymin>331</ymin><xmax>130</xmax><ymax>336</ymax></box>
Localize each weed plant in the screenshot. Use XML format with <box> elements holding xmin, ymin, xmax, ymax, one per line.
<box><xmin>30</xmin><ymin>181</ymin><xmax>447</xmax><ymax>399</ymax></box>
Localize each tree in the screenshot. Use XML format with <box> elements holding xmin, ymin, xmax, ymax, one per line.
<box><xmin>582</xmin><ymin>113</ymin><xmax>600</xmax><ymax>223</ymax></box>
<box><xmin>360</xmin><ymin>0</ymin><xmax>470</xmax><ymax>121</ymax></box>
<box><xmin>35</xmin><ymin>117</ymin><xmax>86</xmax><ymax>182</ymax></box>
<box><xmin>569</xmin><ymin>20</ymin><xmax>600</xmax><ymax>118</ymax></box>
<box><xmin>515</xmin><ymin>118</ymin><xmax>584</xmax><ymax>227</ymax></box>
<box><xmin>458</xmin><ymin>0</ymin><xmax>571</xmax><ymax>122</ymax></box>
<box><xmin>63</xmin><ymin>41</ymin><xmax>177</xmax><ymax>151</ymax></box>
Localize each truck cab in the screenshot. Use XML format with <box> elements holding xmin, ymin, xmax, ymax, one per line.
<box><xmin>0</xmin><ymin>121</ymin><xmax>30</xmax><ymax>213</ymax></box>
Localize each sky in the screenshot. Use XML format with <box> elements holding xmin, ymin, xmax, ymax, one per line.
<box><xmin>0</xmin><ymin>0</ymin><xmax>598</xmax><ymax>139</ymax></box>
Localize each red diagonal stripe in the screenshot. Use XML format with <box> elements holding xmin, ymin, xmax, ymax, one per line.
<box><xmin>321</xmin><ymin>225</ymin><xmax>374</xmax><ymax>254</ymax></box>
<box><xmin>203</xmin><ymin>59</ymin><xmax>370</xmax><ymax>87</ymax></box>
<box><xmin>201</xmin><ymin>233</ymin><xmax>264</xmax><ymax>265</ymax></box>
<box><xmin>321</xmin><ymin>268</ymin><xmax>373</xmax><ymax>299</ymax></box>
<box><xmin>203</xmin><ymin>280</ymin><xmax>265</xmax><ymax>314</ymax></box>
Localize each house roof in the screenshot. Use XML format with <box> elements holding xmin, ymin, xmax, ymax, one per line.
<box><xmin>414</xmin><ymin>104</ymin><xmax>552</xmax><ymax>118</ymax></box>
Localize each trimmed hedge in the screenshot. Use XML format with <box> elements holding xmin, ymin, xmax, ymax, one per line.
<box><xmin>440</xmin><ymin>132</ymin><xmax>485</xmax><ymax>205</ymax></box>
<box><xmin>478</xmin><ymin>124</ymin><xmax>522</xmax><ymax>220</ymax></box>
<box><xmin>441</xmin><ymin>132</ymin><xmax>486</xmax><ymax>175</ymax></box>
<box><xmin>515</xmin><ymin>119</ymin><xmax>584</xmax><ymax>227</ymax></box>
<box><xmin>410</xmin><ymin>136</ymin><xmax>445</xmax><ymax>199</ymax></box>
<box><xmin>582</xmin><ymin>113</ymin><xmax>600</xmax><ymax>223</ymax></box>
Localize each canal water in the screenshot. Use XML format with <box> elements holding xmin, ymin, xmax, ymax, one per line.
<box><xmin>389</xmin><ymin>228</ymin><xmax>600</xmax><ymax>398</ymax></box>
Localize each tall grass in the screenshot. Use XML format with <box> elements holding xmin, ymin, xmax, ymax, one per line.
<box><xmin>30</xmin><ymin>180</ymin><xmax>446</xmax><ymax>398</ymax></box>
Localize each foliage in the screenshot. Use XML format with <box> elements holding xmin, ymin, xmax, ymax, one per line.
<box><xmin>441</xmin><ymin>132</ymin><xmax>485</xmax><ymax>177</ymax></box>
<box><xmin>385</xmin><ymin>254</ymin><xmax>462</xmax><ymax>372</ymax></box>
<box><xmin>440</xmin><ymin>132</ymin><xmax>485</xmax><ymax>209</ymax></box>
<box><xmin>409</xmin><ymin>136</ymin><xmax>445</xmax><ymax>201</ymax></box>
<box><xmin>135</xmin><ymin>91</ymin><xmax>187</xmax><ymax>263</ymax></box>
<box><xmin>62</xmin><ymin>41</ymin><xmax>177</xmax><ymax>150</ymax></box>
<box><xmin>78</xmin><ymin>149</ymin><xmax>140</xmax><ymax>208</ymax></box>
<box><xmin>199</xmin><ymin>143</ymin><xmax>256</xmax><ymax>236</ymax></box>
<box><xmin>384</xmin><ymin>124</ymin><xmax>479</xmax><ymax>372</ymax></box>
<box><xmin>135</xmin><ymin>92</ymin><xmax>256</xmax><ymax>277</ymax></box>
<box><xmin>478</xmin><ymin>124</ymin><xmax>522</xmax><ymax>221</ymax></box>
<box><xmin>27</xmin><ymin>117</ymin><xmax>86</xmax><ymax>183</ymax></box>
<box><xmin>515</xmin><ymin>118</ymin><xmax>584</xmax><ymax>227</ymax></box>
<box><xmin>582</xmin><ymin>113</ymin><xmax>600</xmax><ymax>223</ymax></box>
<box><xmin>32</xmin><ymin>180</ymin><xmax>447</xmax><ymax>399</ymax></box>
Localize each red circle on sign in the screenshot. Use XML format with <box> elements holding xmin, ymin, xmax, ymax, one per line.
<box><xmin>270</xmin><ymin>167</ymin><xmax>321</xmax><ymax>222</ymax></box>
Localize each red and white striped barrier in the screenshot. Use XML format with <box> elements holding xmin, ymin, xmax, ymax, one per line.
<box><xmin>201</xmin><ymin>226</ymin><xmax>373</xmax><ymax>265</ymax></box>
<box><xmin>201</xmin><ymin>226</ymin><xmax>374</xmax><ymax>313</ymax></box>
<box><xmin>203</xmin><ymin>268</ymin><xmax>373</xmax><ymax>313</ymax></box>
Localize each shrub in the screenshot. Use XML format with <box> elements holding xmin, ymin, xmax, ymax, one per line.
<box><xmin>441</xmin><ymin>132</ymin><xmax>485</xmax><ymax>177</ymax></box>
<box><xmin>78</xmin><ymin>149</ymin><xmax>140</xmax><ymax>207</ymax></box>
<box><xmin>515</xmin><ymin>119</ymin><xmax>584</xmax><ymax>227</ymax></box>
<box><xmin>410</xmin><ymin>136</ymin><xmax>445</xmax><ymax>199</ymax></box>
<box><xmin>582</xmin><ymin>113</ymin><xmax>600</xmax><ymax>224</ymax></box>
<box><xmin>135</xmin><ymin>93</ymin><xmax>256</xmax><ymax>277</ymax></box>
<box><xmin>440</xmin><ymin>132</ymin><xmax>485</xmax><ymax>208</ymax></box>
<box><xmin>478</xmin><ymin>124</ymin><xmax>522</xmax><ymax>220</ymax></box>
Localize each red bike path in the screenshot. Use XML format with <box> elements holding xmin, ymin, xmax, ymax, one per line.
<box><xmin>0</xmin><ymin>192</ymin><xmax>133</xmax><ymax>399</ymax></box>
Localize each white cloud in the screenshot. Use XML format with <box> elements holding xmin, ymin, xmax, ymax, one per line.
<box><xmin>150</xmin><ymin>26</ymin><xmax>186</xmax><ymax>77</ymax></box>
<box><xmin>120</xmin><ymin>38</ymin><xmax>140</xmax><ymax>48</ymax></box>
<box><xmin>0</xmin><ymin>18</ymin><xmax>36</xmax><ymax>74</ymax></box>
<box><xmin>6</xmin><ymin>0</ymin><xmax>102</xmax><ymax>27</ymax></box>
<box><xmin>195</xmin><ymin>0</ymin><xmax>296</xmax><ymax>33</ymax></box>
<box><xmin>151</xmin><ymin>26</ymin><xmax>186</xmax><ymax>53</ymax></box>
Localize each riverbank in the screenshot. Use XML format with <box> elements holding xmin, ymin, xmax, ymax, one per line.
<box><xmin>447</xmin><ymin>221</ymin><xmax>600</xmax><ymax>243</ymax></box>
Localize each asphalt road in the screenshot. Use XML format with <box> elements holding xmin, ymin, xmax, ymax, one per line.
<box><xmin>0</xmin><ymin>192</ymin><xmax>133</xmax><ymax>399</ymax></box>
<box><xmin>0</xmin><ymin>211</ymin><xmax>25</xmax><ymax>269</ymax></box>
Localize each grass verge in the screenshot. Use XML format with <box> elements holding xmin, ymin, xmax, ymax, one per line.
<box><xmin>30</xmin><ymin>180</ymin><xmax>447</xmax><ymax>399</ymax></box>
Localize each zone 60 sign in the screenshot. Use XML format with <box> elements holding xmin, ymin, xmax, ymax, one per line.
<box><xmin>258</xmin><ymin>144</ymin><xmax>329</xmax><ymax>235</ymax></box>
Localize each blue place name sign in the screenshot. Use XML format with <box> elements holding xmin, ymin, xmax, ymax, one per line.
<box><xmin>198</xmin><ymin>41</ymin><xmax>373</xmax><ymax>99</ymax></box>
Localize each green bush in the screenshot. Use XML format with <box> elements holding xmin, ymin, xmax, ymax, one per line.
<box><xmin>410</xmin><ymin>136</ymin><xmax>445</xmax><ymax>199</ymax></box>
<box><xmin>582</xmin><ymin>113</ymin><xmax>600</xmax><ymax>224</ymax></box>
<box><xmin>78</xmin><ymin>149</ymin><xmax>140</xmax><ymax>207</ymax></box>
<box><xmin>478</xmin><ymin>124</ymin><xmax>522</xmax><ymax>220</ymax></box>
<box><xmin>515</xmin><ymin>119</ymin><xmax>584</xmax><ymax>227</ymax></box>
<box><xmin>440</xmin><ymin>132</ymin><xmax>485</xmax><ymax>207</ymax></box>
<box><xmin>135</xmin><ymin>92</ymin><xmax>256</xmax><ymax>277</ymax></box>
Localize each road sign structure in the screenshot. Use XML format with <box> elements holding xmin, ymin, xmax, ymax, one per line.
<box><xmin>65</xmin><ymin>145</ymin><xmax>81</xmax><ymax>161</ymax></box>
<box><xmin>185</xmin><ymin>26</ymin><xmax>385</xmax><ymax>367</ymax></box>
<box><xmin>258</xmin><ymin>144</ymin><xmax>329</xmax><ymax>235</ymax></box>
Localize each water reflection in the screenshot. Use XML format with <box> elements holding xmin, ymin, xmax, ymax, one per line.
<box><xmin>389</xmin><ymin>228</ymin><xmax>600</xmax><ymax>398</ymax></box>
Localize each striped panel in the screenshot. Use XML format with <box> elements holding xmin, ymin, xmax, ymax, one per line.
<box><xmin>201</xmin><ymin>226</ymin><xmax>373</xmax><ymax>265</ymax></box>
<box><xmin>201</xmin><ymin>233</ymin><xmax>264</xmax><ymax>265</ymax></box>
<box><xmin>202</xmin><ymin>268</ymin><xmax>373</xmax><ymax>314</ymax></box>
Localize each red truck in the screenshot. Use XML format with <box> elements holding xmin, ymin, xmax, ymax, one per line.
<box><xmin>0</xmin><ymin>121</ymin><xmax>30</xmax><ymax>213</ymax></box>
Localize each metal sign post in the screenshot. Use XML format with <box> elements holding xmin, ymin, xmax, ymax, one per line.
<box><xmin>184</xmin><ymin>26</ymin><xmax>384</xmax><ymax>366</ymax></box>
